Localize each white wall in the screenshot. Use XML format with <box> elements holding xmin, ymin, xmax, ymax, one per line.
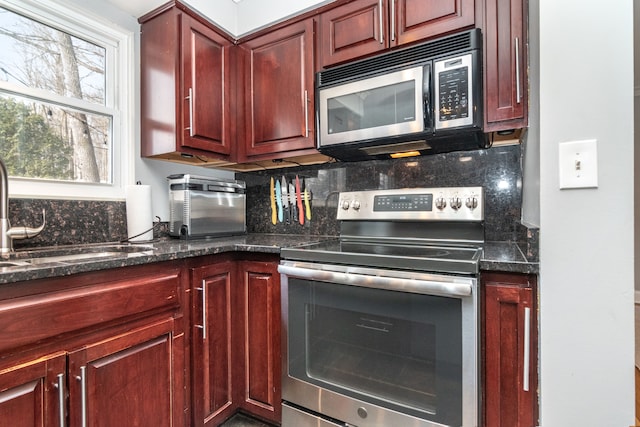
<box><xmin>234</xmin><ymin>0</ymin><xmax>334</xmax><ymax>36</ymax></box>
<box><xmin>538</xmin><ymin>1</ymin><xmax>635</xmax><ymax>426</ymax></box>
<box><xmin>520</xmin><ymin>0</ymin><xmax>539</xmax><ymax>228</ymax></box>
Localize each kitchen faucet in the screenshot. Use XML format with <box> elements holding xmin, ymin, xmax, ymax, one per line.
<box><xmin>0</xmin><ymin>157</ymin><xmax>45</xmax><ymax>257</ymax></box>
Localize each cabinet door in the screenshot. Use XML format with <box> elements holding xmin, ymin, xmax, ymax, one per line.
<box><xmin>483</xmin><ymin>273</ymin><xmax>537</xmax><ymax>427</ymax></box>
<box><xmin>68</xmin><ymin>319</ymin><xmax>176</xmax><ymax>427</ymax></box>
<box><xmin>191</xmin><ymin>262</ymin><xmax>236</xmax><ymax>426</ymax></box>
<box><xmin>182</xmin><ymin>15</ymin><xmax>233</xmax><ymax>155</ymax></box>
<box><xmin>395</xmin><ymin>0</ymin><xmax>475</xmax><ymax>45</ymax></box>
<box><xmin>483</xmin><ymin>0</ymin><xmax>527</xmax><ymax>131</ymax></box>
<box><xmin>140</xmin><ymin>7</ymin><xmax>233</xmax><ymax>160</ymax></box>
<box><xmin>319</xmin><ymin>0</ymin><xmax>388</xmax><ymax>68</ymax></box>
<box><xmin>241</xmin><ymin>19</ymin><xmax>315</xmax><ymax>160</ymax></box>
<box><xmin>238</xmin><ymin>261</ymin><xmax>281</xmax><ymax>423</ymax></box>
<box><xmin>0</xmin><ymin>353</ymin><xmax>66</xmax><ymax>427</ymax></box>
<box><xmin>319</xmin><ymin>0</ymin><xmax>474</xmax><ymax>69</ymax></box>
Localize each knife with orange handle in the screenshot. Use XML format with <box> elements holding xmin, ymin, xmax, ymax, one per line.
<box><xmin>295</xmin><ymin>175</ymin><xmax>304</xmax><ymax>225</ymax></box>
<box><xmin>270</xmin><ymin>177</ymin><xmax>276</xmax><ymax>225</ymax></box>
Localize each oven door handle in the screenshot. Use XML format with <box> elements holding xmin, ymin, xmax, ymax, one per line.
<box><xmin>278</xmin><ymin>265</ymin><xmax>472</xmax><ymax>298</ymax></box>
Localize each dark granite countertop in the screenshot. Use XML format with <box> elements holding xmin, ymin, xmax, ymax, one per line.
<box><xmin>0</xmin><ymin>234</ymin><xmax>537</xmax><ymax>285</ymax></box>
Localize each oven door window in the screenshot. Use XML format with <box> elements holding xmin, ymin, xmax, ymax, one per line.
<box><xmin>287</xmin><ymin>278</ymin><xmax>463</xmax><ymax>426</ymax></box>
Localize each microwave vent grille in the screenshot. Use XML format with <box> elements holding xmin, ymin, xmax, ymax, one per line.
<box><xmin>318</xmin><ymin>29</ymin><xmax>480</xmax><ymax>86</ymax></box>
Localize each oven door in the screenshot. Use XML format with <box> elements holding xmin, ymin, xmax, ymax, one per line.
<box><xmin>279</xmin><ymin>261</ymin><xmax>478</xmax><ymax>427</ymax></box>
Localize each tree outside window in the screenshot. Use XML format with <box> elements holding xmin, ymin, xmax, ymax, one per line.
<box><xmin>0</xmin><ymin>5</ymin><xmax>112</xmax><ymax>184</ymax></box>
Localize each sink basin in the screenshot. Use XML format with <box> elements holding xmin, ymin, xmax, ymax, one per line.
<box><xmin>6</xmin><ymin>243</ymin><xmax>156</xmax><ymax>266</ymax></box>
<box><xmin>0</xmin><ymin>261</ymin><xmax>28</xmax><ymax>268</ymax></box>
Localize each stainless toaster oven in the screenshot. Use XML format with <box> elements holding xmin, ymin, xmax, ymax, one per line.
<box><xmin>168</xmin><ymin>174</ymin><xmax>246</xmax><ymax>238</ymax></box>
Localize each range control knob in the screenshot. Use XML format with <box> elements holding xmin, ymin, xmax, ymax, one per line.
<box><xmin>466</xmin><ymin>196</ymin><xmax>478</xmax><ymax>210</ymax></box>
<box><xmin>450</xmin><ymin>196</ymin><xmax>462</xmax><ymax>210</ymax></box>
<box><xmin>341</xmin><ymin>200</ymin><xmax>351</xmax><ymax>210</ymax></box>
<box><xmin>351</xmin><ymin>200</ymin><xmax>361</xmax><ymax>210</ymax></box>
<box><xmin>435</xmin><ymin>196</ymin><xmax>447</xmax><ymax>210</ymax></box>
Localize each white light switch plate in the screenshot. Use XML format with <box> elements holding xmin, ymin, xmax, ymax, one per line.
<box><xmin>559</xmin><ymin>139</ymin><xmax>598</xmax><ymax>189</ymax></box>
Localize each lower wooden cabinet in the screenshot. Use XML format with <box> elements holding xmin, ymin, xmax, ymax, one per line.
<box><xmin>482</xmin><ymin>271</ymin><xmax>537</xmax><ymax>427</ymax></box>
<box><xmin>191</xmin><ymin>261</ymin><xmax>236</xmax><ymax>426</ymax></box>
<box><xmin>190</xmin><ymin>255</ymin><xmax>281</xmax><ymax>426</ymax></box>
<box><xmin>0</xmin><ymin>352</ymin><xmax>66</xmax><ymax>427</ymax></box>
<box><xmin>0</xmin><ymin>265</ymin><xmax>185</xmax><ymax>427</ymax></box>
<box><xmin>237</xmin><ymin>260</ymin><xmax>281</xmax><ymax>422</ymax></box>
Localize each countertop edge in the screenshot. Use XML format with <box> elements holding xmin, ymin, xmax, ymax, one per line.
<box><xmin>0</xmin><ymin>235</ymin><xmax>538</xmax><ymax>285</ymax></box>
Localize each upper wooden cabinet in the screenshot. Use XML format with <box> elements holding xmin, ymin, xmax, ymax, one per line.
<box><xmin>140</xmin><ymin>3</ymin><xmax>235</xmax><ymax>163</ymax></box>
<box><xmin>237</xmin><ymin>19</ymin><xmax>317</xmax><ymax>162</ymax></box>
<box><xmin>482</xmin><ymin>0</ymin><xmax>528</xmax><ymax>131</ymax></box>
<box><xmin>319</xmin><ymin>0</ymin><xmax>475</xmax><ymax>68</ymax></box>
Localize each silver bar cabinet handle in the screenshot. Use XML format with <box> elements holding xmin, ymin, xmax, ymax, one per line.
<box><xmin>390</xmin><ymin>0</ymin><xmax>395</xmax><ymax>42</ymax></box>
<box><xmin>523</xmin><ymin>306</ymin><xmax>531</xmax><ymax>392</ymax></box>
<box><xmin>186</xmin><ymin>87</ymin><xmax>194</xmax><ymax>137</ymax></box>
<box><xmin>378</xmin><ymin>0</ymin><xmax>384</xmax><ymax>44</ymax></box>
<box><xmin>196</xmin><ymin>280</ymin><xmax>207</xmax><ymax>340</ymax></box>
<box><xmin>515</xmin><ymin>37</ymin><xmax>521</xmax><ymax>104</ymax></box>
<box><xmin>53</xmin><ymin>373</ymin><xmax>66</xmax><ymax>427</ymax></box>
<box><xmin>76</xmin><ymin>366</ymin><xmax>87</xmax><ymax>427</ymax></box>
<box><xmin>304</xmin><ymin>90</ymin><xmax>309</xmax><ymax>138</ymax></box>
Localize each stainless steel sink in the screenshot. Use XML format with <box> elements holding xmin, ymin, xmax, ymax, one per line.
<box><xmin>0</xmin><ymin>261</ymin><xmax>28</xmax><ymax>268</ymax></box>
<box><xmin>4</xmin><ymin>243</ymin><xmax>156</xmax><ymax>267</ymax></box>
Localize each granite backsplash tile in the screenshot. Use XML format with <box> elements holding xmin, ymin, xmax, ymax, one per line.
<box><xmin>237</xmin><ymin>144</ymin><xmax>525</xmax><ymax>242</ymax></box>
<box><xmin>7</xmin><ymin>144</ymin><xmax>529</xmax><ymax>249</ymax></box>
<box><xmin>9</xmin><ymin>199</ymin><xmax>128</xmax><ymax>249</ymax></box>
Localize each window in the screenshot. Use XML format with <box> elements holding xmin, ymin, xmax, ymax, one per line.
<box><xmin>0</xmin><ymin>0</ymin><xmax>132</xmax><ymax>199</ymax></box>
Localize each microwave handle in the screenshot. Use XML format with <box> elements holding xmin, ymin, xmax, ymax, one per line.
<box><xmin>423</xmin><ymin>64</ymin><xmax>433</xmax><ymax>129</ymax></box>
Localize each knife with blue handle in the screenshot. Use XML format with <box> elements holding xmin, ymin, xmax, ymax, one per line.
<box><xmin>275</xmin><ymin>178</ymin><xmax>283</xmax><ymax>222</ymax></box>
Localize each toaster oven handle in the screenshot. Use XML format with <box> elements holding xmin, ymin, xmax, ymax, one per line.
<box><xmin>278</xmin><ymin>264</ymin><xmax>472</xmax><ymax>298</ymax></box>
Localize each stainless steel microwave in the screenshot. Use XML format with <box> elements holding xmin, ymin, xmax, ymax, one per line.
<box><xmin>316</xmin><ymin>29</ymin><xmax>486</xmax><ymax>161</ymax></box>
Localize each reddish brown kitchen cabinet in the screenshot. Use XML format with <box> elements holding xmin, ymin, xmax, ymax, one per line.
<box><xmin>319</xmin><ymin>0</ymin><xmax>475</xmax><ymax>68</ymax></box>
<box><xmin>482</xmin><ymin>272</ymin><xmax>537</xmax><ymax>427</ymax></box>
<box><xmin>191</xmin><ymin>261</ymin><xmax>236</xmax><ymax>427</ymax></box>
<box><xmin>140</xmin><ymin>2</ymin><xmax>235</xmax><ymax>162</ymax></box>
<box><xmin>190</xmin><ymin>256</ymin><xmax>281</xmax><ymax>425</ymax></box>
<box><xmin>0</xmin><ymin>352</ymin><xmax>66</xmax><ymax>427</ymax></box>
<box><xmin>237</xmin><ymin>260</ymin><xmax>281</xmax><ymax>423</ymax></box>
<box><xmin>68</xmin><ymin>319</ymin><xmax>177</xmax><ymax>427</ymax></box>
<box><xmin>481</xmin><ymin>0</ymin><xmax>528</xmax><ymax>131</ymax></box>
<box><xmin>238</xmin><ymin>19</ymin><xmax>316</xmax><ymax>161</ymax></box>
<box><xmin>0</xmin><ymin>265</ymin><xmax>185</xmax><ymax>427</ymax></box>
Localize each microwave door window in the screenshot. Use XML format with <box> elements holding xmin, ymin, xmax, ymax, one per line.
<box><xmin>328</xmin><ymin>81</ymin><xmax>416</xmax><ymax>135</ymax></box>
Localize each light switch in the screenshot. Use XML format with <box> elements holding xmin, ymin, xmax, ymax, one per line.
<box><xmin>558</xmin><ymin>139</ymin><xmax>598</xmax><ymax>189</ymax></box>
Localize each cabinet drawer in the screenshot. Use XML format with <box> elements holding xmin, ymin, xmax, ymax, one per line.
<box><xmin>0</xmin><ymin>271</ymin><xmax>181</xmax><ymax>353</ymax></box>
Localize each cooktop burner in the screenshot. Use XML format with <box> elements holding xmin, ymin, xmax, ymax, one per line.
<box><xmin>281</xmin><ymin>239</ymin><xmax>483</xmax><ymax>275</ymax></box>
<box><xmin>281</xmin><ymin>187</ymin><xmax>485</xmax><ymax>276</ymax></box>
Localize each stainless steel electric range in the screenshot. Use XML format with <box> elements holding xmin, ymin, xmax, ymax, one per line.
<box><xmin>278</xmin><ymin>186</ymin><xmax>484</xmax><ymax>427</ymax></box>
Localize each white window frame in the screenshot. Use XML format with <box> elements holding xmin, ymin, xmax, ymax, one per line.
<box><xmin>0</xmin><ymin>0</ymin><xmax>134</xmax><ymax>200</ymax></box>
